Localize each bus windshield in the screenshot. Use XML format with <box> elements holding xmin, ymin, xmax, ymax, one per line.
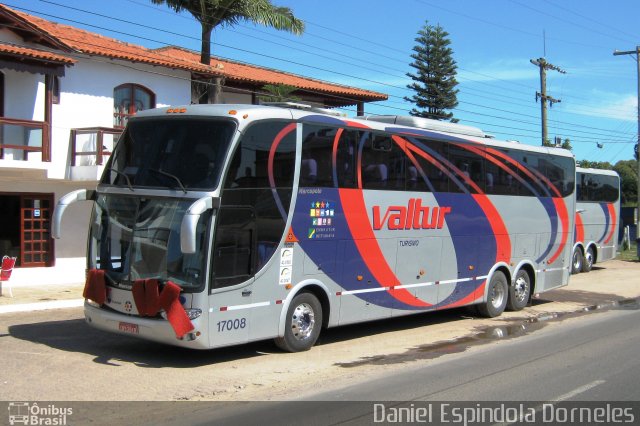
<box><xmin>103</xmin><ymin>117</ymin><xmax>236</xmax><ymax>190</ymax></box>
<box><xmin>88</xmin><ymin>194</ymin><xmax>211</xmax><ymax>291</ymax></box>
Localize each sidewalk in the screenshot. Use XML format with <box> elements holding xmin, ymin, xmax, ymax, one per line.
<box><xmin>0</xmin><ymin>282</ymin><xmax>85</xmax><ymax>313</ymax></box>
<box><xmin>0</xmin><ymin>257</ymin><xmax>86</xmax><ymax>313</ymax></box>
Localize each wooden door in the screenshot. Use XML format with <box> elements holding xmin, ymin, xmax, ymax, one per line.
<box><xmin>20</xmin><ymin>194</ymin><xmax>54</xmax><ymax>267</ymax></box>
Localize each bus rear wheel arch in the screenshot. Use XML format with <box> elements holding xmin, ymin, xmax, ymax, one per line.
<box><xmin>275</xmin><ymin>291</ymin><xmax>323</xmax><ymax>352</ymax></box>
<box><xmin>477</xmin><ymin>270</ymin><xmax>508</xmax><ymax>318</ymax></box>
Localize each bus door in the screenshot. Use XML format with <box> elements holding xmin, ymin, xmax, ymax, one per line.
<box><xmin>208</xmin><ymin>206</ymin><xmax>256</xmax><ymax>347</ymax></box>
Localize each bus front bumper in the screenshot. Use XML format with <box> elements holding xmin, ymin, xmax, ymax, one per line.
<box><xmin>84</xmin><ymin>302</ymin><xmax>210</xmax><ymax>350</ymax></box>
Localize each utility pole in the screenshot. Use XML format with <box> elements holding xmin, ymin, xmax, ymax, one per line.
<box><xmin>613</xmin><ymin>47</ymin><xmax>640</xmax><ymax>244</ymax></box>
<box><xmin>530</xmin><ymin>58</ymin><xmax>566</xmax><ymax>146</ymax></box>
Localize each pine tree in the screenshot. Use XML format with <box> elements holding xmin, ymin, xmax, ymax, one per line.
<box><xmin>405</xmin><ymin>22</ymin><xmax>459</xmax><ymax>121</ymax></box>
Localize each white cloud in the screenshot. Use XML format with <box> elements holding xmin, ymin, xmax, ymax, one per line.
<box><xmin>568</xmin><ymin>91</ymin><xmax>637</xmax><ymax>122</ymax></box>
<box><xmin>458</xmin><ymin>59</ymin><xmax>539</xmax><ymax>83</ymax></box>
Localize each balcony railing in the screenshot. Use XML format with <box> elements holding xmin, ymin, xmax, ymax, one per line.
<box><xmin>0</xmin><ymin>117</ymin><xmax>50</xmax><ymax>162</ymax></box>
<box><xmin>70</xmin><ymin>127</ymin><xmax>122</xmax><ymax>166</ymax></box>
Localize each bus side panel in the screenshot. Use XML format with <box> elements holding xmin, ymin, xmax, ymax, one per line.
<box><xmin>208</xmin><ymin>284</ymin><xmax>253</xmax><ymax>348</ymax></box>
<box><xmin>578</xmin><ymin>201</ymin><xmax>618</xmax><ymax>263</ymax></box>
<box><xmin>337</xmin><ymin>239</ymin><xmax>393</xmax><ymax>325</ymax></box>
<box><xmin>393</xmin><ymin>236</ymin><xmax>441</xmax><ymax>312</ymax></box>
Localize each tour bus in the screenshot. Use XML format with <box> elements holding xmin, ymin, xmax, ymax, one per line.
<box><xmin>53</xmin><ymin>103</ymin><xmax>575</xmax><ymax>352</ymax></box>
<box><xmin>571</xmin><ymin>167</ymin><xmax>620</xmax><ymax>274</ymax></box>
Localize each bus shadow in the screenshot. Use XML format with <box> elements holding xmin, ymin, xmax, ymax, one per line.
<box><xmin>8</xmin><ymin>319</ymin><xmax>270</xmax><ymax>368</ymax></box>
<box><xmin>7</xmin><ymin>308</ymin><xmax>476</xmax><ymax>367</ymax></box>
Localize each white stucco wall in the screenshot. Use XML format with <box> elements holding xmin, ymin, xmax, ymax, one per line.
<box><xmin>48</xmin><ymin>58</ymin><xmax>192</xmax><ymax>179</ymax></box>
<box><xmin>1</xmin><ymin>39</ymin><xmax>192</xmax><ymax>270</ymax></box>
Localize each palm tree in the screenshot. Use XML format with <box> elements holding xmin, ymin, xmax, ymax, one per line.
<box><xmin>151</xmin><ymin>0</ymin><xmax>305</xmax><ymax>103</ymax></box>
<box><xmin>257</xmin><ymin>84</ymin><xmax>301</xmax><ymax>103</ymax></box>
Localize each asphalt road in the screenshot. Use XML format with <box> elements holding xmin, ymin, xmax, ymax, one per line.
<box><xmin>168</xmin><ymin>305</ymin><xmax>640</xmax><ymax>425</ymax></box>
<box><xmin>3</xmin><ymin>300</ymin><xmax>637</xmax><ymax>425</ymax></box>
<box><xmin>311</xmin><ymin>305</ymin><xmax>640</xmax><ymax>401</ymax></box>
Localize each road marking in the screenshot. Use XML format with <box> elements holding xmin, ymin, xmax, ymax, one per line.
<box><xmin>552</xmin><ymin>379</ymin><xmax>606</xmax><ymax>402</ymax></box>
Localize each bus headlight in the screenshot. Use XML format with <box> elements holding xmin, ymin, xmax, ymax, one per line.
<box><xmin>86</xmin><ymin>299</ymin><xmax>101</xmax><ymax>308</ymax></box>
<box><xmin>161</xmin><ymin>308</ymin><xmax>202</xmax><ymax>320</ymax></box>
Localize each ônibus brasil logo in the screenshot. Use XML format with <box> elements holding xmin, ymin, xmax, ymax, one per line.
<box><xmin>373</xmin><ymin>198</ymin><xmax>452</xmax><ymax>230</ymax></box>
<box><xmin>8</xmin><ymin>402</ymin><xmax>72</xmax><ymax>425</ymax></box>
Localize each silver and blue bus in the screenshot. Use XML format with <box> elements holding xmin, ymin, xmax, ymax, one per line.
<box><xmin>572</xmin><ymin>167</ymin><xmax>620</xmax><ymax>274</ymax></box>
<box><xmin>54</xmin><ymin>104</ymin><xmax>576</xmax><ymax>351</ymax></box>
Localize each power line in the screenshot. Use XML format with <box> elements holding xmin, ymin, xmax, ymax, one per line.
<box><xmin>7</xmin><ymin>2</ymin><xmax>637</xmax><ymax>158</ymax></box>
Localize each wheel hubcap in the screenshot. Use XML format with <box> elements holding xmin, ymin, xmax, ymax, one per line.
<box><xmin>573</xmin><ymin>252</ymin><xmax>581</xmax><ymax>270</ymax></box>
<box><xmin>291</xmin><ymin>303</ymin><xmax>315</xmax><ymax>341</ymax></box>
<box><xmin>585</xmin><ymin>251</ymin><xmax>593</xmax><ymax>267</ymax></box>
<box><xmin>491</xmin><ymin>283</ymin><xmax>506</xmax><ymax>308</ymax></box>
<box><xmin>514</xmin><ymin>276</ymin><xmax>529</xmax><ymax>302</ymax></box>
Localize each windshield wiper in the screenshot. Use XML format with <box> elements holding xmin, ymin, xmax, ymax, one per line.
<box><xmin>147</xmin><ymin>168</ymin><xmax>187</xmax><ymax>194</ymax></box>
<box><xmin>106</xmin><ymin>168</ymin><xmax>134</xmax><ymax>191</ymax></box>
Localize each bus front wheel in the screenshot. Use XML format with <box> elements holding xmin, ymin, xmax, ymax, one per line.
<box><xmin>275</xmin><ymin>292</ymin><xmax>323</xmax><ymax>352</ymax></box>
<box><xmin>477</xmin><ymin>271</ymin><xmax>508</xmax><ymax>318</ymax></box>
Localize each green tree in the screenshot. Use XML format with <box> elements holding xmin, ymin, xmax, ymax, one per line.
<box><xmin>257</xmin><ymin>84</ymin><xmax>301</xmax><ymax>103</ymax></box>
<box><xmin>152</xmin><ymin>0</ymin><xmax>304</xmax><ymax>103</ymax></box>
<box><xmin>404</xmin><ymin>22</ymin><xmax>459</xmax><ymax>122</ymax></box>
<box><xmin>614</xmin><ymin>159</ymin><xmax>638</xmax><ymax>206</ymax></box>
<box><xmin>543</xmin><ymin>137</ymin><xmax>572</xmax><ymax>150</ymax></box>
<box><xmin>577</xmin><ymin>160</ymin><xmax>613</xmax><ymax>169</ymax></box>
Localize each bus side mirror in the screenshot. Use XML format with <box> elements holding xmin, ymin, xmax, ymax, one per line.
<box><xmin>181</xmin><ymin>197</ymin><xmax>219</xmax><ymax>254</ymax></box>
<box><xmin>52</xmin><ymin>189</ymin><xmax>95</xmax><ymax>239</ymax></box>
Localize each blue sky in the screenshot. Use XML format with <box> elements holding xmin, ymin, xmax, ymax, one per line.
<box><xmin>9</xmin><ymin>0</ymin><xmax>640</xmax><ymax>164</ymax></box>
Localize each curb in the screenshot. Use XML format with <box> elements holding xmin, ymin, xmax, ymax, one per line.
<box><xmin>0</xmin><ymin>299</ymin><xmax>84</xmax><ymax>314</ymax></box>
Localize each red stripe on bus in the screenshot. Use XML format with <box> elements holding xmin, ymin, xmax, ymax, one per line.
<box><xmin>472</xmin><ymin>194</ymin><xmax>512</xmax><ymax>264</ymax></box>
<box><xmin>339</xmin><ymin>188</ymin><xmax>431</xmax><ymax>307</ymax></box>
<box><xmin>547</xmin><ymin>198</ymin><xmax>569</xmax><ymax>265</ymax></box>
<box><xmin>331</xmin><ymin>127</ymin><xmax>344</xmax><ymax>185</ymax></box>
<box><xmin>604</xmin><ymin>203</ymin><xmax>617</xmax><ymax>244</ymax></box>
<box><xmin>575</xmin><ymin>212</ymin><xmax>584</xmax><ymax>245</ymax></box>
<box><xmin>219</xmin><ymin>307</ymin><xmax>228</xmax><ymax>312</ymax></box>
<box><xmin>267</xmin><ymin>123</ymin><xmax>297</xmax><ymax>189</ymax></box>
<box><xmin>439</xmin><ymin>281</ymin><xmax>486</xmax><ymax>310</ymax></box>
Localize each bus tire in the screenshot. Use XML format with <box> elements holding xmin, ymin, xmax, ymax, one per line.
<box><xmin>507</xmin><ymin>269</ymin><xmax>531</xmax><ymax>311</ymax></box>
<box><xmin>582</xmin><ymin>246</ymin><xmax>594</xmax><ymax>273</ymax></box>
<box><xmin>275</xmin><ymin>292</ymin><xmax>322</xmax><ymax>352</ymax></box>
<box><xmin>571</xmin><ymin>247</ymin><xmax>583</xmax><ymax>274</ymax></box>
<box><xmin>477</xmin><ymin>271</ymin><xmax>508</xmax><ymax>318</ymax></box>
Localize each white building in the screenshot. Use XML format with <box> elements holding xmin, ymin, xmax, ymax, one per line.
<box><xmin>0</xmin><ymin>4</ymin><xmax>386</xmax><ymax>285</ymax></box>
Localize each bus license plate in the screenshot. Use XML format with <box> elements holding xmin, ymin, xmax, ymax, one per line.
<box><xmin>118</xmin><ymin>322</ymin><xmax>139</xmax><ymax>334</ymax></box>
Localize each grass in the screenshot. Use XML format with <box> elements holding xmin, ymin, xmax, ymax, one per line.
<box><xmin>617</xmin><ymin>240</ymin><xmax>639</xmax><ymax>262</ymax></box>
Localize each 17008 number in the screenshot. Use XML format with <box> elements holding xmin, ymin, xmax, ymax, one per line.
<box><xmin>217</xmin><ymin>318</ymin><xmax>246</xmax><ymax>332</ymax></box>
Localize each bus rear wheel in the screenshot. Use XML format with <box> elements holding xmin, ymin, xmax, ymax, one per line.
<box><xmin>507</xmin><ymin>269</ymin><xmax>531</xmax><ymax>311</ymax></box>
<box><xmin>571</xmin><ymin>247</ymin><xmax>583</xmax><ymax>274</ymax></box>
<box><xmin>582</xmin><ymin>246</ymin><xmax>594</xmax><ymax>273</ymax></box>
<box><xmin>477</xmin><ymin>271</ymin><xmax>508</xmax><ymax>318</ymax></box>
<box><xmin>275</xmin><ymin>292</ymin><xmax>323</xmax><ymax>352</ymax></box>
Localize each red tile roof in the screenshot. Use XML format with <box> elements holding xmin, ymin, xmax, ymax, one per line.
<box><xmin>0</xmin><ymin>4</ymin><xmax>387</xmax><ymax>105</ymax></box>
<box><xmin>0</xmin><ymin>42</ymin><xmax>75</xmax><ymax>64</ymax></box>
<box><xmin>155</xmin><ymin>46</ymin><xmax>387</xmax><ymax>103</ymax></box>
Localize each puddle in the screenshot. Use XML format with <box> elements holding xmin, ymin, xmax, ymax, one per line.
<box><xmin>336</xmin><ymin>297</ymin><xmax>639</xmax><ymax>368</ymax></box>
